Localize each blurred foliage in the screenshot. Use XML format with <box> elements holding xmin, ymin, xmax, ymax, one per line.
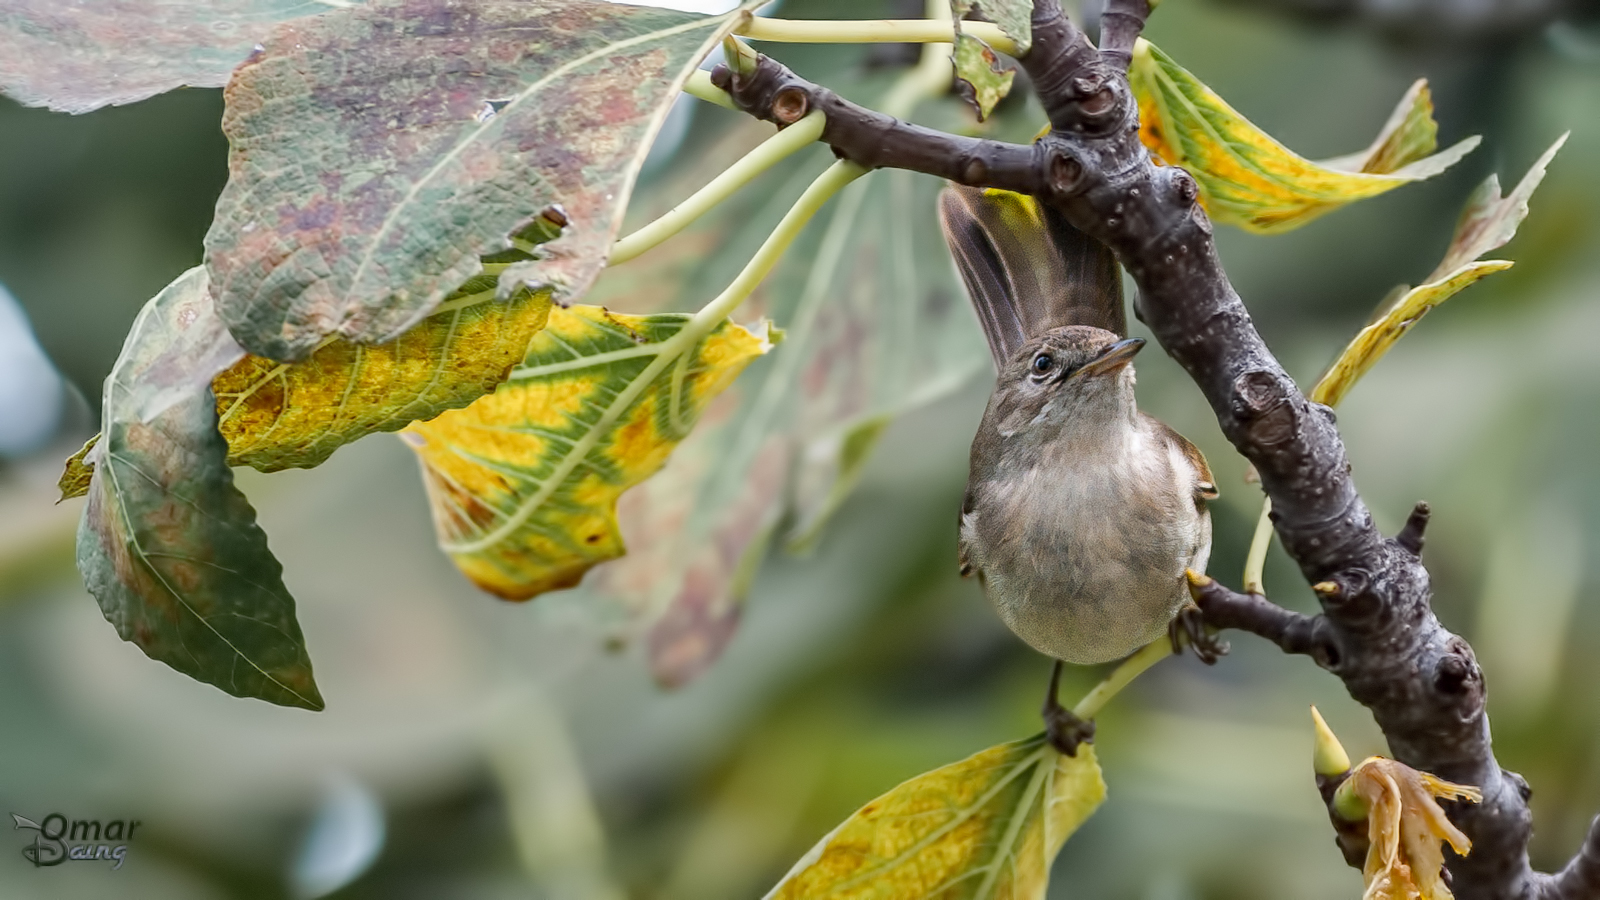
<box><xmin>1</xmin><ymin>0</ymin><xmax>1599</xmax><ymax>897</ymax></box>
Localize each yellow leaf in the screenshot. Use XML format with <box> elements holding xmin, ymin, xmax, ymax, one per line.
<box><xmin>1310</xmin><ymin>135</ymin><xmax>1564</xmax><ymax>406</ymax></box>
<box><xmin>1310</xmin><ymin>261</ymin><xmax>1510</xmax><ymax>407</ymax></box>
<box><xmin>57</xmin><ymin>435</ymin><xmax>98</xmax><ymax>502</ymax></box>
<box><xmin>1336</xmin><ymin>756</ymin><xmax>1482</xmax><ymax>900</ymax></box>
<box><xmin>403</xmin><ymin>304</ymin><xmax>772</xmax><ymax>600</ymax></box>
<box><xmin>1130</xmin><ymin>39</ymin><xmax>1478</xmax><ymax>233</ymax></box>
<box><xmin>58</xmin><ymin>219</ymin><xmax>565</xmax><ymax>498</ymax></box>
<box><xmin>765</xmin><ymin>735</ymin><xmax>1105</xmax><ymax>899</ymax></box>
<box><xmin>214</xmin><ymin>282</ymin><xmax>553</xmax><ymax>471</ymax></box>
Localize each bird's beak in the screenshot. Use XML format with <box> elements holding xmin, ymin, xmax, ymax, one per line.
<box><xmin>1073</xmin><ymin>337</ymin><xmax>1145</xmax><ymax>379</ymax></box>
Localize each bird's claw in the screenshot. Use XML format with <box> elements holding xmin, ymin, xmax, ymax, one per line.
<box><xmin>1041</xmin><ymin>659</ymin><xmax>1095</xmax><ymax>756</ymax></box>
<box><xmin>1169</xmin><ymin>604</ymin><xmax>1228</xmax><ymax>665</ymax></box>
<box><xmin>1044</xmin><ymin>703</ymin><xmax>1096</xmax><ymax>756</ymax></box>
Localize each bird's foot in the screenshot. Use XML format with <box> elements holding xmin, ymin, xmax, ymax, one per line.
<box><xmin>1169</xmin><ymin>603</ymin><xmax>1229</xmax><ymax>665</ymax></box>
<box><xmin>1042</xmin><ymin>660</ymin><xmax>1095</xmax><ymax>756</ymax></box>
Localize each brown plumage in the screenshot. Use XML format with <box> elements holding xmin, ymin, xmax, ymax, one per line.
<box><xmin>942</xmin><ymin>186</ymin><xmax>1215</xmax><ymax>666</ymax></box>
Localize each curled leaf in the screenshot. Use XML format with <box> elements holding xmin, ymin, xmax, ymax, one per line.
<box><xmin>57</xmin><ymin>435</ymin><xmax>99</xmax><ymax>502</ymax></box>
<box><xmin>1311</xmin><ymin>136</ymin><xmax>1564</xmax><ymax>406</ymax></box>
<box><xmin>76</xmin><ymin>268</ymin><xmax>322</xmax><ymax>709</ymax></box>
<box><xmin>1336</xmin><ymin>756</ymin><xmax>1482</xmax><ymax>900</ymax></box>
<box><xmin>765</xmin><ymin>735</ymin><xmax>1105</xmax><ymax>899</ymax></box>
<box><xmin>952</xmin><ymin>33</ymin><xmax>1015</xmax><ymax>121</ymax></box>
<box><xmin>403</xmin><ymin>305</ymin><xmax>772</xmax><ymax>600</ymax></box>
<box><xmin>206</xmin><ymin>0</ymin><xmax>757</xmax><ymax>361</ymax></box>
<box><xmin>1129</xmin><ymin>40</ymin><xmax>1478</xmax><ymax>233</ymax></box>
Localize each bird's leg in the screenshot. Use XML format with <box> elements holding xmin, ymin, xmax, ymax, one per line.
<box><xmin>1169</xmin><ymin>602</ymin><xmax>1229</xmax><ymax>665</ymax></box>
<box><xmin>1042</xmin><ymin>659</ymin><xmax>1095</xmax><ymax>756</ymax></box>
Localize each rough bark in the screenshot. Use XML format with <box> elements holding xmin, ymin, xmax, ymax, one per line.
<box><xmin>713</xmin><ymin>1</ymin><xmax>1600</xmax><ymax>893</ymax></box>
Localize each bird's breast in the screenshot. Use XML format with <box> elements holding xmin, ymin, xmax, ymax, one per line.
<box><xmin>964</xmin><ymin>431</ymin><xmax>1209</xmax><ymax>664</ymax></box>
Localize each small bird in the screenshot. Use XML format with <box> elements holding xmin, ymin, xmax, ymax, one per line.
<box><xmin>939</xmin><ymin>185</ymin><xmax>1218</xmax><ymax>754</ymax></box>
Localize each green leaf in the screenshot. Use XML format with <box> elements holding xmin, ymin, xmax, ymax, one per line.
<box><xmin>205</xmin><ymin>0</ymin><xmax>756</xmax><ymax>361</ymax></box>
<box><xmin>951</xmin><ymin>34</ymin><xmax>1015</xmax><ymax>122</ymax></box>
<box><xmin>1312</xmin><ymin>135</ymin><xmax>1565</xmax><ymax>407</ymax></box>
<box><xmin>402</xmin><ymin>304</ymin><xmax>773</xmax><ymax>601</ymax></box>
<box><xmin>1129</xmin><ymin>39</ymin><xmax>1478</xmax><ymax>233</ymax></box>
<box><xmin>765</xmin><ymin>736</ymin><xmax>1105</xmax><ymax>899</ymax></box>
<box><xmin>76</xmin><ymin>267</ymin><xmax>322</xmax><ymax>710</ymax></box>
<box><xmin>0</xmin><ymin>0</ymin><xmax>347</xmax><ymax>114</ymax></box>
<box><xmin>951</xmin><ymin>0</ymin><xmax>1032</xmax><ymax>55</ymax></box>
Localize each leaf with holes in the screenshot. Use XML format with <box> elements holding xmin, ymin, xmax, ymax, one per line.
<box><xmin>1312</xmin><ymin>136</ymin><xmax>1564</xmax><ymax>406</ymax></box>
<box><xmin>952</xmin><ymin>33</ymin><xmax>1014</xmax><ymax>121</ymax></box>
<box><xmin>205</xmin><ymin>0</ymin><xmax>757</xmax><ymax>361</ymax></box>
<box><xmin>76</xmin><ymin>267</ymin><xmax>322</xmax><ymax>709</ymax></box>
<box><xmin>950</xmin><ymin>0</ymin><xmax>1031</xmax><ymax>54</ymax></box>
<box><xmin>0</xmin><ymin>0</ymin><xmax>350</xmax><ymax>114</ymax></box>
<box><xmin>402</xmin><ymin>304</ymin><xmax>772</xmax><ymax>601</ymax></box>
<box><xmin>765</xmin><ymin>736</ymin><xmax>1105</xmax><ymax>899</ymax></box>
<box><xmin>1129</xmin><ymin>40</ymin><xmax>1478</xmax><ymax>233</ymax></box>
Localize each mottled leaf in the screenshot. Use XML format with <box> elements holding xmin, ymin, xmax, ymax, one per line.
<box><xmin>0</xmin><ymin>0</ymin><xmax>350</xmax><ymax>114</ymax></box>
<box><xmin>1129</xmin><ymin>39</ymin><xmax>1478</xmax><ymax>233</ymax></box>
<box><xmin>765</xmin><ymin>736</ymin><xmax>1105</xmax><ymax>899</ymax></box>
<box><xmin>213</xmin><ymin>217</ymin><xmax>563</xmax><ymax>471</ymax></box>
<box><xmin>403</xmin><ymin>305</ymin><xmax>772</xmax><ymax>600</ymax></box>
<box><xmin>76</xmin><ymin>267</ymin><xmax>322</xmax><ymax>709</ymax></box>
<box><xmin>58</xmin><ymin>218</ymin><xmax>563</xmax><ymax>498</ymax></box>
<box><xmin>951</xmin><ymin>0</ymin><xmax>1032</xmax><ymax>55</ymax></box>
<box><xmin>205</xmin><ymin>0</ymin><xmax>755</xmax><ymax>361</ymax></box>
<box><xmin>951</xmin><ymin>34</ymin><xmax>1015</xmax><ymax>122</ymax></box>
<box><xmin>1312</xmin><ymin>136</ymin><xmax>1564</xmax><ymax>406</ymax></box>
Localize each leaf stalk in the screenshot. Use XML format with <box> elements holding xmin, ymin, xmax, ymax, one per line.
<box><xmin>736</xmin><ymin>17</ymin><xmax>1018</xmax><ymax>57</ymax></box>
<box><xmin>610</xmin><ymin>110</ymin><xmax>827</xmax><ymax>265</ymax></box>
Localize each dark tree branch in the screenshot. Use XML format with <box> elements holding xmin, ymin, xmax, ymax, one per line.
<box><xmin>713</xmin><ymin>6</ymin><xmax>1599</xmax><ymax>895</ymax></box>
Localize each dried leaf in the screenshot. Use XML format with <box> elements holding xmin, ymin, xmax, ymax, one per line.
<box><xmin>952</xmin><ymin>33</ymin><xmax>1015</xmax><ymax>121</ymax></box>
<box><xmin>402</xmin><ymin>305</ymin><xmax>772</xmax><ymax>601</ymax></box>
<box><xmin>76</xmin><ymin>267</ymin><xmax>322</xmax><ymax>709</ymax></box>
<box><xmin>0</xmin><ymin>0</ymin><xmax>348</xmax><ymax>114</ymax></box>
<box><xmin>765</xmin><ymin>736</ymin><xmax>1105</xmax><ymax>899</ymax></box>
<box><xmin>1312</xmin><ymin>137</ymin><xmax>1564</xmax><ymax>406</ymax></box>
<box><xmin>1129</xmin><ymin>39</ymin><xmax>1478</xmax><ymax>233</ymax></box>
<box><xmin>58</xmin><ymin>436</ymin><xmax>99</xmax><ymax>502</ymax></box>
<box><xmin>1339</xmin><ymin>757</ymin><xmax>1482</xmax><ymax>900</ymax></box>
<box><xmin>205</xmin><ymin>0</ymin><xmax>755</xmax><ymax>361</ymax></box>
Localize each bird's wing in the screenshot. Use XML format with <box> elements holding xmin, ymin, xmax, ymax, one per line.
<box><xmin>1151</xmin><ymin>417</ymin><xmax>1218</xmax><ymax>503</ymax></box>
<box><xmin>938</xmin><ymin>184</ymin><xmax>1126</xmax><ymax>367</ymax></box>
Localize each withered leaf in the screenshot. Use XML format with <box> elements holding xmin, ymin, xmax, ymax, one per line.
<box><xmin>0</xmin><ymin>0</ymin><xmax>350</xmax><ymax>114</ymax></box>
<box><xmin>76</xmin><ymin>267</ymin><xmax>322</xmax><ymax>709</ymax></box>
<box><xmin>205</xmin><ymin>0</ymin><xmax>756</xmax><ymax>361</ymax></box>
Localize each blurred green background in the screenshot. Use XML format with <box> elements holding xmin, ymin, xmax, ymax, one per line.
<box><xmin>2</xmin><ymin>0</ymin><xmax>1598</xmax><ymax>896</ymax></box>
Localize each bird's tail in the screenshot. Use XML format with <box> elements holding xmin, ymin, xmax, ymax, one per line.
<box><xmin>938</xmin><ymin>185</ymin><xmax>1125</xmax><ymax>367</ymax></box>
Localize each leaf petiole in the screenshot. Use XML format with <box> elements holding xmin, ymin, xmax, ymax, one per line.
<box><xmin>611</xmin><ymin>110</ymin><xmax>827</xmax><ymax>265</ymax></box>
<box><xmin>1243</xmin><ymin>499</ymin><xmax>1273</xmax><ymax>596</ymax></box>
<box><xmin>681</xmin><ymin>69</ymin><xmax>738</xmax><ymax>110</ymax></box>
<box><xmin>1071</xmin><ymin>637</ymin><xmax>1174</xmax><ymax>721</ymax></box>
<box><xmin>736</xmin><ymin>17</ymin><xmax>1018</xmax><ymax>57</ymax></box>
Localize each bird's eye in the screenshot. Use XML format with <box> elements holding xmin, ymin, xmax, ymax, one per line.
<box><xmin>1032</xmin><ymin>353</ymin><xmax>1054</xmax><ymax>374</ymax></box>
